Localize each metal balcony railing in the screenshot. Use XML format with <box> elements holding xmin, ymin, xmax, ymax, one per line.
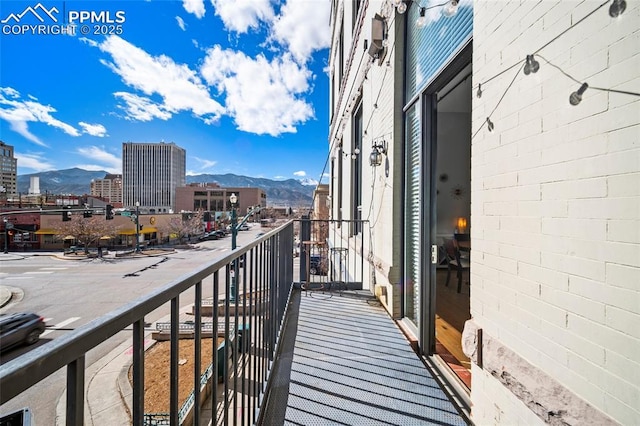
<box><xmin>0</xmin><ymin>220</ymin><xmax>295</xmax><ymax>426</ymax></box>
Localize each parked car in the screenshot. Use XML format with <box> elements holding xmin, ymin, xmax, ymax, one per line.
<box><xmin>309</xmin><ymin>255</ymin><xmax>327</xmax><ymax>275</ymax></box>
<box><xmin>198</xmin><ymin>232</ymin><xmax>215</xmax><ymax>241</ymax></box>
<box><xmin>212</xmin><ymin>230</ymin><xmax>226</xmax><ymax>238</ymax></box>
<box><xmin>239</xmin><ymin>224</ymin><xmax>250</xmax><ymax>231</ymax></box>
<box><xmin>0</xmin><ymin>312</ymin><xmax>46</xmax><ymax>351</ymax></box>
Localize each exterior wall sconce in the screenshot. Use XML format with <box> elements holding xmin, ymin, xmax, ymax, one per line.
<box><xmin>370</xmin><ymin>140</ymin><xmax>390</xmax><ymax>177</ymax></box>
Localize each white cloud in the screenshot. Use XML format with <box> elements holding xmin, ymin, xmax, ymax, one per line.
<box><xmin>78</xmin><ymin>122</ymin><xmax>108</xmax><ymax>137</ymax></box>
<box><xmin>94</xmin><ymin>36</ymin><xmax>224</xmax><ymax>124</ymax></box>
<box><xmin>113</xmin><ymin>92</ymin><xmax>172</xmax><ymax>122</ymax></box>
<box><xmin>200</xmin><ymin>46</ymin><xmax>314</xmax><ymax>136</ymax></box>
<box><xmin>210</xmin><ymin>0</ymin><xmax>274</xmax><ymax>34</ymax></box>
<box><xmin>293</xmin><ymin>170</ymin><xmax>306</xmax><ymax>177</ymax></box>
<box><xmin>15</xmin><ymin>152</ymin><xmax>55</xmax><ymax>172</ymax></box>
<box><xmin>76</xmin><ymin>146</ymin><xmax>121</xmax><ymax>173</ymax></box>
<box><xmin>176</xmin><ymin>16</ymin><xmax>187</xmax><ymax>31</ymax></box>
<box><xmin>183</xmin><ymin>0</ymin><xmax>206</xmax><ymax>18</ymax></box>
<box><xmin>193</xmin><ymin>156</ymin><xmax>217</xmax><ymax>170</ymax></box>
<box><xmin>0</xmin><ymin>87</ymin><xmax>81</xmax><ymax>147</ymax></box>
<box><xmin>270</xmin><ymin>0</ymin><xmax>331</xmax><ymax>63</ymax></box>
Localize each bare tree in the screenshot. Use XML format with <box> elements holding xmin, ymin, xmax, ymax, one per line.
<box><xmin>53</xmin><ymin>216</ymin><xmax>120</xmax><ymax>253</ymax></box>
<box><xmin>158</xmin><ymin>210</ymin><xmax>204</xmax><ymax>243</ymax></box>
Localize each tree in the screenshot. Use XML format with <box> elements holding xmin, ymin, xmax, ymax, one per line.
<box><xmin>53</xmin><ymin>216</ymin><xmax>120</xmax><ymax>253</ymax></box>
<box><xmin>158</xmin><ymin>210</ymin><xmax>204</xmax><ymax>243</ymax></box>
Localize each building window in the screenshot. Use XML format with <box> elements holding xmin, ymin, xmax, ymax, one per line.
<box><xmin>351</xmin><ymin>102</ymin><xmax>363</xmax><ymax>235</ymax></box>
<box><xmin>338</xmin><ymin>141</ymin><xmax>343</xmax><ymax>226</ymax></box>
<box><xmin>404</xmin><ymin>102</ymin><xmax>421</xmax><ymax>326</ymax></box>
<box><xmin>352</xmin><ymin>0</ymin><xmax>362</xmax><ymax>29</ymax></box>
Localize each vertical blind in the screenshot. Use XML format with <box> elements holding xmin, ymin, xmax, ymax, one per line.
<box><xmin>405</xmin><ymin>2</ymin><xmax>473</xmax><ymax>101</ymax></box>
<box><xmin>404</xmin><ymin>103</ymin><xmax>421</xmax><ymax>325</ymax></box>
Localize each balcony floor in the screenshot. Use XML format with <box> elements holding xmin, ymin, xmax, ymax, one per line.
<box><xmin>262</xmin><ymin>289</ymin><xmax>467</xmax><ymax>425</ymax></box>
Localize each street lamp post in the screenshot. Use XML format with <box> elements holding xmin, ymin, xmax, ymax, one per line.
<box><xmin>135</xmin><ymin>201</ymin><xmax>141</xmax><ymax>253</ymax></box>
<box><xmin>229</xmin><ymin>193</ymin><xmax>238</xmax><ymax>301</ymax></box>
<box><xmin>3</xmin><ymin>218</ymin><xmax>9</xmax><ymax>254</ymax></box>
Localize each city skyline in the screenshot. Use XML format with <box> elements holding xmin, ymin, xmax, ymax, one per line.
<box><xmin>0</xmin><ymin>0</ymin><xmax>331</xmax><ymax>185</ymax></box>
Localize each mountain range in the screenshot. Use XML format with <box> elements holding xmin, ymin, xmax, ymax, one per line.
<box><xmin>17</xmin><ymin>168</ymin><xmax>316</xmax><ymax>207</ymax></box>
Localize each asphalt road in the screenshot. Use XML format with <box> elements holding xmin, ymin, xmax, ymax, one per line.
<box><xmin>0</xmin><ymin>226</ymin><xmax>262</xmax><ymax>425</ymax></box>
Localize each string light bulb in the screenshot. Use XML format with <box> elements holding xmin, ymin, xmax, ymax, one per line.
<box><xmin>570</xmin><ymin>83</ymin><xmax>589</xmax><ymax>105</ymax></box>
<box><xmin>477</xmin><ymin>83</ymin><xmax>483</xmax><ymax>98</ymax></box>
<box><xmin>416</xmin><ymin>7</ymin><xmax>428</xmax><ymax>28</ymax></box>
<box><xmin>486</xmin><ymin>117</ymin><xmax>494</xmax><ymax>132</ymax></box>
<box><xmin>442</xmin><ymin>0</ymin><xmax>459</xmax><ymax>17</ymax></box>
<box><xmin>609</xmin><ymin>0</ymin><xmax>626</xmax><ymax>17</ymax></box>
<box><xmin>396</xmin><ymin>1</ymin><xmax>407</xmax><ymax>14</ymax></box>
<box><xmin>523</xmin><ymin>54</ymin><xmax>540</xmax><ymax>75</ymax></box>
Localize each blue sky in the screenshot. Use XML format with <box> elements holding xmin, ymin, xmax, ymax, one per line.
<box><xmin>0</xmin><ymin>0</ymin><xmax>330</xmax><ymax>184</ymax></box>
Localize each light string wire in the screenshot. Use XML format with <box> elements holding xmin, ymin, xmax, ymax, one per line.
<box><xmin>537</xmin><ymin>54</ymin><xmax>640</xmax><ymax>97</ymax></box>
<box><xmin>471</xmin><ymin>62</ymin><xmax>524</xmax><ymax>140</ymax></box>
<box><xmin>472</xmin><ymin>0</ymin><xmax>638</xmax><ymax>139</ymax></box>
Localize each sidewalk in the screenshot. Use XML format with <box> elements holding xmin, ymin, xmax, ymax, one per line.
<box><xmin>54</xmin><ymin>306</ymin><xmax>215</xmax><ymax>426</ymax></box>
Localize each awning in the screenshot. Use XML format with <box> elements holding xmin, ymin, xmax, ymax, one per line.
<box><xmin>118</xmin><ymin>228</ymin><xmax>157</xmax><ymax>235</ymax></box>
<box><xmin>35</xmin><ymin>229</ymin><xmax>56</xmax><ymax>235</ymax></box>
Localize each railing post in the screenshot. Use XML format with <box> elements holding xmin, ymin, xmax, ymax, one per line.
<box><xmin>194</xmin><ymin>281</ymin><xmax>202</xmax><ymax>426</ymax></box>
<box><xmin>170</xmin><ymin>296</ymin><xmax>179</xmax><ymax>426</ymax></box>
<box><xmin>300</xmin><ymin>215</ymin><xmax>310</xmax><ymax>282</ymax></box>
<box><xmin>66</xmin><ymin>355</ymin><xmax>85</xmax><ymax>426</ymax></box>
<box><xmin>132</xmin><ymin>319</ymin><xmax>145</xmax><ymax>426</ymax></box>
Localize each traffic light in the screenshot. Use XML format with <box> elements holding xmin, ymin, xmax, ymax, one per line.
<box><xmin>62</xmin><ymin>206</ymin><xmax>71</xmax><ymax>221</ymax></box>
<box><xmin>106</xmin><ymin>204</ymin><xmax>114</xmax><ymax>220</ymax></box>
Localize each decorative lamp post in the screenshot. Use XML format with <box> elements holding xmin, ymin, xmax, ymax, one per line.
<box><xmin>135</xmin><ymin>201</ymin><xmax>141</xmax><ymax>253</ymax></box>
<box><xmin>3</xmin><ymin>218</ymin><xmax>9</xmax><ymax>254</ymax></box>
<box><xmin>229</xmin><ymin>193</ymin><xmax>238</xmax><ymax>301</ymax></box>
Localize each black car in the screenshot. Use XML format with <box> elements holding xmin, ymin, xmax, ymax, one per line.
<box><xmin>198</xmin><ymin>232</ymin><xmax>219</xmax><ymax>241</ymax></box>
<box><xmin>309</xmin><ymin>255</ymin><xmax>327</xmax><ymax>275</ymax></box>
<box><xmin>212</xmin><ymin>230</ymin><xmax>226</xmax><ymax>238</ymax></box>
<box><xmin>0</xmin><ymin>312</ymin><xmax>46</xmax><ymax>351</ymax></box>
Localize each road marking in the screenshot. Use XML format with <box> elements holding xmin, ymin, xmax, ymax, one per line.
<box><xmin>26</xmin><ymin>271</ymin><xmax>53</xmax><ymax>275</ymax></box>
<box><xmin>40</xmin><ymin>267</ymin><xmax>69</xmax><ymax>270</ymax></box>
<box><xmin>42</xmin><ymin>316</ymin><xmax>81</xmax><ymax>337</ymax></box>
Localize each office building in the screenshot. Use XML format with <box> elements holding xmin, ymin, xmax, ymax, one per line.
<box><xmin>122</xmin><ymin>142</ymin><xmax>185</xmax><ymax>212</ymax></box>
<box><xmin>90</xmin><ymin>173</ymin><xmax>123</xmax><ymax>205</ymax></box>
<box><xmin>0</xmin><ymin>141</ymin><xmax>17</xmax><ymax>199</ymax></box>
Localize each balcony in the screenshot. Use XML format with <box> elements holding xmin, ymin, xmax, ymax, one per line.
<box><xmin>0</xmin><ymin>219</ymin><xmax>467</xmax><ymax>425</ymax></box>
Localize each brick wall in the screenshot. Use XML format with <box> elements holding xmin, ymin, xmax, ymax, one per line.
<box><xmin>471</xmin><ymin>1</ymin><xmax>639</xmax><ymax>424</ymax></box>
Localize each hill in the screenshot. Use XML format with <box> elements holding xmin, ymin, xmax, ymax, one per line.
<box><xmin>17</xmin><ymin>168</ymin><xmax>315</xmax><ymax>207</ymax></box>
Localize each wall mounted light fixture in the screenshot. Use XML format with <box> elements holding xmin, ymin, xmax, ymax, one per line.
<box><xmin>370</xmin><ymin>140</ymin><xmax>387</xmax><ymax>167</ymax></box>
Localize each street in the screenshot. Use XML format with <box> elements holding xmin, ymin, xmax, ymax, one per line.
<box><xmin>0</xmin><ymin>226</ymin><xmax>262</xmax><ymax>425</ymax></box>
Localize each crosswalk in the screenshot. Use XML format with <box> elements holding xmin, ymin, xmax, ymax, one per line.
<box><xmin>41</xmin><ymin>316</ymin><xmax>81</xmax><ymax>337</ymax></box>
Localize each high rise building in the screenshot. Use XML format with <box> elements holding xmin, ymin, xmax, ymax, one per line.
<box><xmin>90</xmin><ymin>173</ymin><xmax>123</xmax><ymax>205</ymax></box>
<box><xmin>122</xmin><ymin>142</ymin><xmax>186</xmax><ymax>212</ymax></box>
<box><xmin>0</xmin><ymin>141</ymin><xmax>17</xmax><ymax>199</ymax></box>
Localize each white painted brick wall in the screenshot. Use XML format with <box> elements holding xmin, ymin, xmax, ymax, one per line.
<box><xmin>473</xmin><ymin>0</ymin><xmax>640</xmax><ymax>424</ymax></box>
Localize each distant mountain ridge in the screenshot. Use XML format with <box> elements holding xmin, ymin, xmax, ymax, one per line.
<box><xmin>17</xmin><ymin>168</ymin><xmax>315</xmax><ymax>207</ymax></box>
